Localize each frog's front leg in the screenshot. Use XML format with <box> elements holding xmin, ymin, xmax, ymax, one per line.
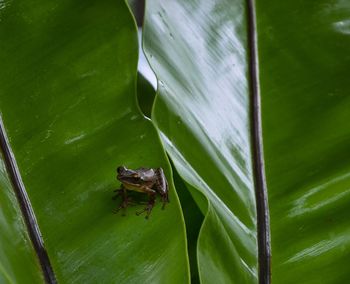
<box><xmin>112</xmin><ymin>185</ymin><xmax>134</xmax><ymax>215</ymax></box>
<box><xmin>136</xmin><ymin>187</ymin><xmax>157</xmax><ymax>219</ymax></box>
<box><xmin>112</xmin><ymin>184</ymin><xmax>129</xmax><ymax>200</ymax></box>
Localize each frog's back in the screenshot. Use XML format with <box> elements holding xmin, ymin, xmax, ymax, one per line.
<box><xmin>136</xmin><ymin>167</ymin><xmax>156</xmax><ymax>181</ymax></box>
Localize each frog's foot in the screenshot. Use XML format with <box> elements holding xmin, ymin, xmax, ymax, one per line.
<box><xmin>113</xmin><ymin>197</ymin><xmax>134</xmax><ymax>216</ymax></box>
<box><xmin>136</xmin><ymin>199</ymin><xmax>155</xmax><ymax>219</ymax></box>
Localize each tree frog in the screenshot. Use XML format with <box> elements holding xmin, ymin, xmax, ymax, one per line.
<box><xmin>113</xmin><ymin>166</ymin><xmax>169</xmax><ymax>218</ymax></box>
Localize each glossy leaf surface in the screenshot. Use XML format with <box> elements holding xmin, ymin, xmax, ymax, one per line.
<box><xmin>143</xmin><ymin>0</ymin><xmax>258</xmax><ymax>283</ymax></box>
<box><xmin>257</xmin><ymin>0</ymin><xmax>350</xmax><ymax>282</ymax></box>
<box><xmin>0</xmin><ymin>154</ymin><xmax>43</xmax><ymax>284</ymax></box>
<box><xmin>0</xmin><ymin>1</ymin><xmax>189</xmax><ymax>283</ymax></box>
<box><xmin>144</xmin><ymin>0</ymin><xmax>350</xmax><ymax>283</ymax></box>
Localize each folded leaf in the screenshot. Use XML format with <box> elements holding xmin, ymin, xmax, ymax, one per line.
<box><xmin>143</xmin><ymin>0</ymin><xmax>259</xmax><ymax>282</ymax></box>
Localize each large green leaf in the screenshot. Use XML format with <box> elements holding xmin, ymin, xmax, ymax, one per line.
<box><xmin>257</xmin><ymin>0</ymin><xmax>350</xmax><ymax>282</ymax></box>
<box><xmin>144</xmin><ymin>0</ymin><xmax>350</xmax><ymax>283</ymax></box>
<box><xmin>143</xmin><ymin>0</ymin><xmax>258</xmax><ymax>283</ymax></box>
<box><xmin>0</xmin><ymin>0</ymin><xmax>189</xmax><ymax>283</ymax></box>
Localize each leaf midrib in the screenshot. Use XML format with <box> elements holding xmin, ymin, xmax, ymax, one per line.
<box><xmin>0</xmin><ymin>117</ymin><xmax>57</xmax><ymax>284</ymax></box>
<box><xmin>246</xmin><ymin>0</ymin><xmax>271</xmax><ymax>283</ymax></box>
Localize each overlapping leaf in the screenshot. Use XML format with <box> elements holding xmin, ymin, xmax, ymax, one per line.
<box><xmin>143</xmin><ymin>0</ymin><xmax>258</xmax><ymax>282</ymax></box>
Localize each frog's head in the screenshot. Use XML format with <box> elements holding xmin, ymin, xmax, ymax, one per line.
<box><xmin>117</xmin><ymin>166</ymin><xmax>141</xmax><ymax>184</ymax></box>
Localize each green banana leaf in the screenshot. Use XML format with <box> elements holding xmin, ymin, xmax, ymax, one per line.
<box><xmin>1</xmin><ymin>0</ymin><xmax>350</xmax><ymax>283</ymax></box>
<box><xmin>0</xmin><ymin>0</ymin><xmax>189</xmax><ymax>283</ymax></box>
<box><xmin>143</xmin><ymin>0</ymin><xmax>350</xmax><ymax>283</ymax></box>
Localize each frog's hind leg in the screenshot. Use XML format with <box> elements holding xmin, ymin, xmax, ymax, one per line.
<box><xmin>161</xmin><ymin>192</ymin><xmax>169</xmax><ymax>209</ymax></box>
<box><xmin>136</xmin><ymin>192</ymin><xmax>156</xmax><ymax>219</ymax></box>
<box><xmin>155</xmin><ymin>168</ymin><xmax>169</xmax><ymax>209</ymax></box>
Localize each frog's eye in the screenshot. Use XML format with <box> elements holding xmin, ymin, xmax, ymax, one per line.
<box><xmin>132</xmin><ymin>173</ymin><xmax>139</xmax><ymax>178</ymax></box>
<box><xmin>117</xmin><ymin>166</ymin><xmax>125</xmax><ymax>174</ymax></box>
